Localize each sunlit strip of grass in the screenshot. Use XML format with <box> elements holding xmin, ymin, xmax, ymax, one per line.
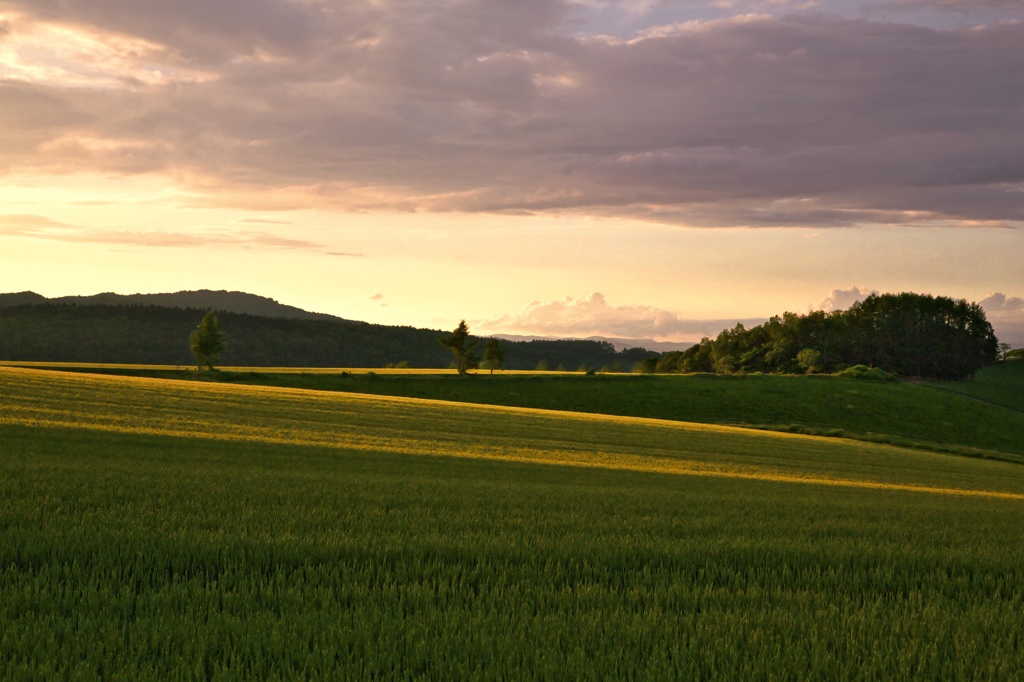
<box><xmin>4</xmin><ymin>367</ymin><xmax>1024</xmax><ymax>499</ymax></box>
<box><xmin>0</xmin><ymin>361</ymin><xmax>573</xmax><ymax>375</ymax></box>
<box><xmin>0</xmin><ymin>361</ymin><xmax>444</xmax><ymax>373</ymax></box>
<box><xmin>9</xmin><ymin>413</ymin><xmax>1024</xmax><ymax>501</ymax></box>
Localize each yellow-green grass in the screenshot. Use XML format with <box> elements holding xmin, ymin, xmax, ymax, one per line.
<box><xmin>0</xmin><ymin>361</ymin><xmax>456</xmax><ymax>374</ymax></box>
<box><xmin>39</xmin><ymin>362</ymin><xmax>1024</xmax><ymax>461</ymax></box>
<box><xmin>926</xmin><ymin>360</ymin><xmax>1024</xmax><ymax>413</ymax></box>
<box><xmin>0</xmin><ymin>360</ymin><xmax>582</xmax><ymax>375</ymax></box>
<box><xmin>3</xmin><ymin>366</ymin><xmax>1023</xmax><ymax>497</ymax></box>
<box><xmin>3</xmin><ymin>366</ymin><xmax>1024</xmax><ymax>678</ymax></box>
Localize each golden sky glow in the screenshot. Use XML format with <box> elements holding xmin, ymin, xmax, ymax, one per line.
<box><xmin>2</xmin><ymin>1</ymin><xmax>1023</xmax><ymax>342</ymax></box>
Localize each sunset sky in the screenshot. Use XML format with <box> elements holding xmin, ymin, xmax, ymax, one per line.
<box><xmin>2</xmin><ymin>0</ymin><xmax>1023</xmax><ymax>343</ymax></box>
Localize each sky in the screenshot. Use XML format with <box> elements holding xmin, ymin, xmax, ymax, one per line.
<box><xmin>2</xmin><ymin>0</ymin><xmax>1023</xmax><ymax>343</ymax></box>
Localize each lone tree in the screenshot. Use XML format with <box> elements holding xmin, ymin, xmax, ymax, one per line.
<box><xmin>190</xmin><ymin>310</ymin><xmax>226</xmax><ymax>371</ymax></box>
<box><xmin>482</xmin><ymin>338</ymin><xmax>504</xmax><ymax>375</ymax></box>
<box><xmin>439</xmin><ymin>320</ymin><xmax>479</xmax><ymax>376</ymax></box>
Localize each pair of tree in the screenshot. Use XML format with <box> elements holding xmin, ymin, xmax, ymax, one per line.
<box><xmin>438</xmin><ymin>320</ymin><xmax>503</xmax><ymax>375</ymax></box>
<box><xmin>190</xmin><ymin>311</ymin><xmax>226</xmax><ymax>370</ymax></box>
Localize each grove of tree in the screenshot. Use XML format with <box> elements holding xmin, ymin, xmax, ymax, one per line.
<box><xmin>653</xmin><ymin>293</ymin><xmax>998</xmax><ymax>380</ymax></box>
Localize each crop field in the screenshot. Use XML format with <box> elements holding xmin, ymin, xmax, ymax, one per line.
<box><xmin>0</xmin><ymin>361</ymin><xmax>466</xmax><ymax>375</ymax></box>
<box><xmin>29</xmin><ymin>361</ymin><xmax>1024</xmax><ymax>460</ymax></box>
<box><xmin>0</xmin><ymin>361</ymin><xmax>575</xmax><ymax>376</ymax></box>
<box><xmin>2</xmin><ymin>366</ymin><xmax>1024</xmax><ymax>678</ymax></box>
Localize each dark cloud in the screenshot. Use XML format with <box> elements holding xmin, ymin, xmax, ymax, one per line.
<box><xmin>887</xmin><ymin>0</ymin><xmax>1024</xmax><ymax>12</ymax></box>
<box><xmin>2</xmin><ymin>3</ymin><xmax>1023</xmax><ymax>227</ymax></box>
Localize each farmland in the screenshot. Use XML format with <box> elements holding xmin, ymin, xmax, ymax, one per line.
<box><xmin>2</xmin><ymin>366</ymin><xmax>1024</xmax><ymax>677</ymax></box>
<box><xmin>19</xmin><ymin>360</ymin><xmax>1024</xmax><ymax>460</ymax></box>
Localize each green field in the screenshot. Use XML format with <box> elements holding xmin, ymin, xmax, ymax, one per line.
<box><xmin>2</xmin><ymin>366</ymin><xmax>1024</xmax><ymax>677</ymax></box>
<box><xmin>927</xmin><ymin>360</ymin><xmax>1024</xmax><ymax>413</ymax></box>
<box><xmin>28</xmin><ymin>361</ymin><xmax>1024</xmax><ymax>461</ymax></box>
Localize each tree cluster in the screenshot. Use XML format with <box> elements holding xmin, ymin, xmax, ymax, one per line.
<box><xmin>654</xmin><ymin>293</ymin><xmax>998</xmax><ymax>380</ymax></box>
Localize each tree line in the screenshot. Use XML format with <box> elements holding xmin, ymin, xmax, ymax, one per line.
<box><xmin>0</xmin><ymin>303</ymin><xmax>654</xmax><ymax>371</ymax></box>
<box><xmin>0</xmin><ymin>293</ymin><xmax>1003</xmax><ymax>379</ymax></box>
<box><xmin>649</xmin><ymin>293</ymin><xmax>998</xmax><ymax>380</ymax></box>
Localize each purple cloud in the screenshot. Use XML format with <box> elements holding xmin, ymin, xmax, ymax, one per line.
<box><xmin>2</xmin><ymin>2</ymin><xmax>1023</xmax><ymax>227</ymax></box>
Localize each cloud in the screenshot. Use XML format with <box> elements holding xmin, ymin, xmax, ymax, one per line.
<box><xmin>885</xmin><ymin>0</ymin><xmax>1024</xmax><ymax>12</ymax></box>
<box><xmin>978</xmin><ymin>292</ymin><xmax>1024</xmax><ymax>344</ymax></box>
<box><xmin>814</xmin><ymin>286</ymin><xmax>878</xmax><ymax>313</ymax></box>
<box><xmin>0</xmin><ymin>213</ymin><xmax>73</xmax><ymax>232</ymax></box>
<box><xmin>481</xmin><ymin>288</ymin><xmax>1024</xmax><ymax>345</ymax></box>
<box><xmin>2</xmin><ymin>3</ymin><xmax>1024</xmax><ymax>227</ymax></box>
<box><xmin>369</xmin><ymin>293</ymin><xmax>384</xmax><ymax>300</ymax></box>
<box><xmin>0</xmin><ymin>213</ymin><xmax>326</xmax><ymax>250</ymax></box>
<box><xmin>979</xmin><ymin>291</ymin><xmax>1024</xmax><ymax>312</ymax></box>
<box><xmin>480</xmin><ymin>292</ymin><xmax>764</xmax><ymax>340</ymax></box>
<box><xmin>237</xmin><ymin>218</ymin><xmax>294</xmax><ymax>225</ymax></box>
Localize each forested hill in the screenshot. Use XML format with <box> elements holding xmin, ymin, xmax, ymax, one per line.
<box><xmin>0</xmin><ymin>303</ymin><xmax>655</xmax><ymax>370</ymax></box>
<box><xmin>0</xmin><ymin>290</ymin><xmax>339</xmax><ymax>321</ymax></box>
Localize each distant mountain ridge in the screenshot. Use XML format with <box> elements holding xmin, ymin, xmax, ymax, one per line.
<box><xmin>0</xmin><ymin>290</ymin><xmax>341</xmax><ymax>321</ymax></box>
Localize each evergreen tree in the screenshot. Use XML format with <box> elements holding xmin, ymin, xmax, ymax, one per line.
<box><xmin>190</xmin><ymin>311</ymin><xmax>226</xmax><ymax>370</ymax></box>
<box><xmin>482</xmin><ymin>338</ymin><xmax>504</xmax><ymax>375</ymax></box>
<box><xmin>439</xmin><ymin>320</ymin><xmax>479</xmax><ymax>376</ymax></box>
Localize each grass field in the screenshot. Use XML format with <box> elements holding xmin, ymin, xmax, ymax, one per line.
<box><xmin>28</xmin><ymin>361</ymin><xmax>1024</xmax><ymax>460</ymax></box>
<box><xmin>926</xmin><ymin>360</ymin><xmax>1024</xmax><ymax>413</ymax></box>
<box><xmin>0</xmin><ymin>361</ymin><xmax>571</xmax><ymax>376</ymax></box>
<box><xmin>2</xmin><ymin>366</ymin><xmax>1024</xmax><ymax>677</ymax></box>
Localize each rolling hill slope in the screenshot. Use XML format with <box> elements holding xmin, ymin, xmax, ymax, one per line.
<box><xmin>45</xmin><ymin>362</ymin><xmax>1024</xmax><ymax>460</ymax></box>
